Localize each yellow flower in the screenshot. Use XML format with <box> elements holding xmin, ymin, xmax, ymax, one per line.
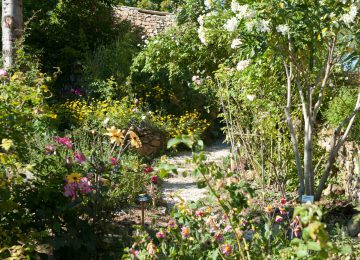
<box><xmin>66</xmin><ymin>173</ymin><xmax>82</xmax><ymax>183</ymax></box>
<box><xmin>1</xmin><ymin>139</ymin><xmax>13</xmax><ymax>151</ymax></box>
<box><xmin>105</xmin><ymin>126</ymin><xmax>124</xmax><ymax>146</ymax></box>
<box><xmin>128</xmin><ymin>130</ymin><xmax>142</xmax><ymax>148</ymax></box>
<box><xmin>265</xmin><ymin>205</ymin><xmax>272</xmax><ymax>214</ymax></box>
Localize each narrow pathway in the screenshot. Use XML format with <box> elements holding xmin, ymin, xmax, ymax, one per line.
<box><xmin>162</xmin><ymin>140</ymin><xmax>230</xmax><ymax>207</ymax></box>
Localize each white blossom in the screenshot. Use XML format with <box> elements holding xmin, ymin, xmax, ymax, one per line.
<box><xmin>231</xmin><ymin>38</ymin><xmax>242</xmax><ymax>49</ymax></box>
<box><xmin>236</xmin><ymin>4</ymin><xmax>249</xmax><ymax>19</ymax></box>
<box><xmin>341</xmin><ymin>5</ymin><xmax>358</xmax><ymax>25</ymax></box>
<box><xmin>103</xmin><ymin>117</ymin><xmax>110</xmax><ymax>126</ymax></box>
<box><xmin>339</xmin><ymin>0</ymin><xmax>346</xmax><ymax>3</ymax></box>
<box><xmin>204</xmin><ymin>0</ymin><xmax>211</xmax><ymax>10</ymax></box>
<box><xmin>246</xmin><ymin>94</ymin><xmax>255</xmax><ymax>101</ymax></box>
<box><xmin>197</xmin><ymin>15</ymin><xmax>204</xmax><ymax>26</ymax></box>
<box><xmin>236</xmin><ymin>60</ymin><xmax>251</xmax><ymax>71</ymax></box>
<box><xmin>245</xmin><ymin>20</ymin><xmax>257</xmax><ymax>32</ymax></box>
<box><xmin>257</xmin><ymin>19</ymin><xmax>271</xmax><ymax>32</ymax></box>
<box><xmin>231</xmin><ymin>0</ymin><xmax>241</xmax><ymax>13</ymax></box>
<box><xmin>198</xmin><ymin>26</ymin><xmax>207</xmax><ymax>45</ymax></box>
<box><xmin>276</xmin><ymin>24</ymin><xmax>289</xmax><ymax>35</ymax></box>
<box><xmin>224</xmin><ymin>17</ymin><xmax>239</xmax><ymax>32</ymax></box>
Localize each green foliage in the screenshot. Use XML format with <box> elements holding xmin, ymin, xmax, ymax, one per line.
<box><xmin>24</xmin><ymin>0</ymin><xmax>135</xmax><ymax>96</ymax></box>
<box><xmin>82</xmin><ymin>33</ymin><xmax>142</xmax><ymax>99</ymax></box>
<box><xmin>0</xmin><ymin>51</ymin><xmax>56</xmax><ymax>156</ymax></box>
<box><xmin>130</xmin><ymin>22</ymin><xmax>229</xmax><ymax>118</ymax></box>
<box><xmin>325</xmin><ymin>87</ymin><xmax>360</xmax><ymax>143</ymax></box>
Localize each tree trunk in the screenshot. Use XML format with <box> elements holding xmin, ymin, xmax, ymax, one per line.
<box><xmin>2</xmin><ymin>0</ymin><xmax>23</xmax><ymax>68</ymax></box>
<box><xmin>303</xmin><ymin>118</ymin><xmax>314</xmax><ymax>195</ymax></box>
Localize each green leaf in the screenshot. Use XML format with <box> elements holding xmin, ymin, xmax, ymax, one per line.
<box><xmin>167</xmin><ymin>135</ymin><xmax>193</xmax><ymax>149</ymax></box>
<box><xmin>306</xmin><ymin>241</ymin><xmax>321</xmax><ymax>251</ymax></box>
<box><xmin>341</xmin><ymin>245</ymin><xmax>352</xmax><ymax>254</ymax></box>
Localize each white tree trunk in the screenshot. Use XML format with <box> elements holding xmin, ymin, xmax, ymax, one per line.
<box><xmin>2</xmin><ymin>0</ymin><xmax>23</xmax><ymax>68</ymax></box>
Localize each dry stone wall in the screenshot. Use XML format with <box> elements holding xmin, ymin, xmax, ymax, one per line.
<box><xmin>113</xmin><ymin>6</ymin><xmax>175</xmax><ymax>37</ymax></box>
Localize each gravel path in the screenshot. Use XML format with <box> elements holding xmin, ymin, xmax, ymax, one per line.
<box><xmin>162</xmin><ymin>140</ymin><xmax>230</xmax><ymax>207</ymax></box>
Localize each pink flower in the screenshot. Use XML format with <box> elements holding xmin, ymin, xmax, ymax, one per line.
<box><xmin>156</xmin><ymin>230</ymin><xmax>166</xmax><ymax>239</ymax></box>
<box><xmin>54</xmin><ymin>136</ymin><xmax>73</xmax><ymax>149</ymax></box>
<box><xmin>45</xmin><ymin>145</ymin><xmax>56</xmax><ymax>155</ymax></box>
<box><xmin>168</xmin><ymin>219</ymin><xmax>177</xmax><ymax>229</ymax></box>
<box><xmin>110</xmin><ymin>157</ymin><xmax>117</xmax><ymax>166</ymax></box>
<box><xmin>144</xmin><ymin>166</ymin><xmax>153</xmax><ymax>173</ymax></box>
<box><xmin>224</xmin><ymin>225</ymin><xmax>232</xmax><ymax>233</ymax></box>
<box><xmin>0</xmin><ymin>69</ymin><xmax>8</xmax><ymax>77</ymax></box>
<box><xmin>195</xmin><ymin>210</ymin><xmax>204</xmax><ymax>217</ymax></box>
<box><xmin>78</xmin><ymin>177</ymin><xmax>92</xmax><ymax>194</ymax></box>
<box><xmin>192</xmin><ymin>75</ymin><xmax>201</xmax><ymax>85</ymax></box>
<box><xmin>181</xmin><ymin>226</ymin><xmax>190</xmax><ymax>238</ymax></box>
<box><xmin>129</xmin><ymin>248</ymin><xmax>139</xmax><ymax>259</ymax></box>
<box><xmin>74</xmin><ymin>151</ymin><xmax>86</xmax><ymax>164</ymax></box>
<box><xmin>275</xmin><ymin>215</ymin><xmax>283</xmax><ymax>223</ymax></box>
<box><xmin>64</xmin><ymin>182</ymin><xmax>77</xmax><ymax>199</ymax></box>
<box><xmin>70</xmin><ymin>88</ymin><xmax>82</xmax><ymax>96</ymax></box>
<box><xmin>280</xmin><ymin>197</ymin><xmax>287</xmax><ymax>205</ymax></box>
<box><xmin>221</xmin><ymin>244</ymin><xmax>232</xmax><ymax>256</ymax></box>
<box><xmin>151</xmin><ymin>175</ymin><xmax>158</xmax><ymax>184</ymax></box>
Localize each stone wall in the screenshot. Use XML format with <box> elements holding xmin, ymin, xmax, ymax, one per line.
<box><xmin>319</xmin><ymin>129</ymin><xmax>360</xmax><ymax>201</ymax></box>
<box><xmin>113</xmin><ymin>6</ymin><xmax>176</xmax><ymax>37</ymax></box>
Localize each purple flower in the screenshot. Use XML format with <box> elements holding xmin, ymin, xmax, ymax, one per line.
<box><xmin>78</xmin><ymin>177</ymin><xmax>92</xmax><ymax>194</ymax></box>
<box><xmin>74</xmin><ymin>151</ymin><xmax>86</xmax><ymax>164</ymax></box>
<box><xmin>64</xmin><ymin>182</ymin><xmax>77</xmax><ymax>199</ymax></box>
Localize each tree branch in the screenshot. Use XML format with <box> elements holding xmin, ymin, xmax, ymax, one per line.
<box><xmin>312</xmin><ymin>37</ymin><xmax>336</xmax><ymax>121</ymax></box>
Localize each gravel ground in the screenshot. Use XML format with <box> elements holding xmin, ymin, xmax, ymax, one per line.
<box><xmin>162</xmin><ymin>140</ymin><xmax>230</xmax><ymax>207</ymax></box>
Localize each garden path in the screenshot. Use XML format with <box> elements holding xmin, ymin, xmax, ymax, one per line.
<box><xmin>162</xmin><ymin>140</ymin><xmax>230</xmax><ymax>207</ymax></box>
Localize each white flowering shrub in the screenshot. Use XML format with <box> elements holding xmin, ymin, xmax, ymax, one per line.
<box><xmin>195</xmin><ymin>0</ymin><xmax>360</xmax><ymax>199</ymax></box>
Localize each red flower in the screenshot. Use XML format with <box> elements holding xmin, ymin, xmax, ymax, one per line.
<box><xmin>144</xmin><ymin>166</ymin><xmax>153</xmax><ymax>173</ymax></box>
<box><xmin>151</xmin><ymin>175</ymin><xmax>158</xmax><ymax>184</ymax></box>
<box><xmin>280</xmin><ymin>197</ymin><xmax>287</xmax><ymax>205</ymax></box>
<box><xmin>110</xmin><ymin>157</ymin><xmax>117</xmax><ymax>166</ymax></box>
